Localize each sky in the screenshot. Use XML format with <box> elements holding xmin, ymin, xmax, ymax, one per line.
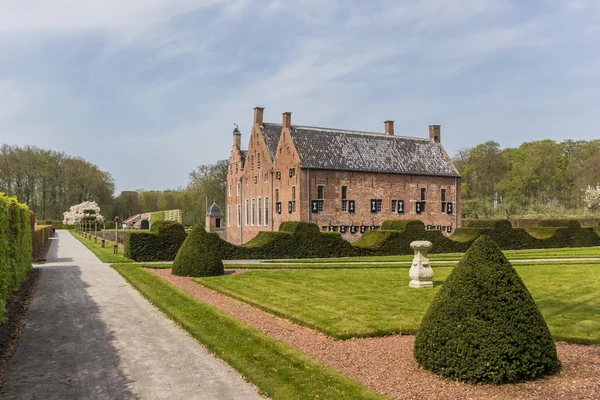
<box><xmin>0</xmin><ymin>0</ymin><xmax>599</xmax><ymax>193</ymax></box>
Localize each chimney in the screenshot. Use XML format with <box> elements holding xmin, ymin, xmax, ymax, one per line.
<box><xmin>232</xmin><ymin>126</ymin><xmax>241</xmax><ymax>150</ymax></box>
<box><xmin>384</xmin><ymin>120</ymin><xmax>394</xmax><ymax>136</ymax></box>
<box><xmin>254</xmin><ymin>107</ymin><xmax>264</xmax><ymax>125</ymax></box>
<box><xmin>282</xmin><ymin>112</ymin><xmax>292</xmax><ymax>129</ymax></box>
<box><xmin>429</xmin><ymin>125</ymin><xmax>441</xmax><ymax>143</ymax></box>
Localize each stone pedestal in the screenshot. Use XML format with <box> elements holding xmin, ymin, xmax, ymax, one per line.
<box><xmin>409</xmin><ymin>241</ymin><xmax>434</xmax><ymax>288</ymax></box>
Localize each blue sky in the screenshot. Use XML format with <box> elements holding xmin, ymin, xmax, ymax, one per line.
<box><xmin>1</xmin><ymin>0</ymin><xmax>599</xmax><ymax>193</ymax></box>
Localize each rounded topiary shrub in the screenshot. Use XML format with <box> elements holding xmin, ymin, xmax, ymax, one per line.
<box><xmin>172</xmin><ymin>223</ymin><xmax>224</xmax><ymax>277</ymax></box>
<box><xmin>414</xmin><ymin>235</ymin><xmax>559</xmax><ymax>384</ymax></box>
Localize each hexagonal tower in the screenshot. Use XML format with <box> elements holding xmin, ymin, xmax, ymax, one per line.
<box><xmin>205</xmin><ymin>202</ymin><xmax>226</xmax><ymax>240</ymax></box>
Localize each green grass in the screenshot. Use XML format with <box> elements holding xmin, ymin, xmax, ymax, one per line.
<box><xmin>70</xmin><ymin>231</ymin><xmax>132</xmax><ymax>264</ymax></box>
<box><xmin>112</xmin><ymin>264</ymin><xmax>384</xmax><ymax>400</ymax></box>
<box><xmin>196</xmin><ymin>264</ymin><xmax>600</xmax><ymax>343</ymax></box>
<box><xmin>263</xmin><ymin>246</ymin><xmax>600</xmax><ymax>264</ymax></box>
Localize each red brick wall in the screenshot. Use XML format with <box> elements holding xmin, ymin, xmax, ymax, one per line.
<box><xmin>227</xmin><ymin>118</ymin><xmax>461</xmax><ymax>244</ymax></box>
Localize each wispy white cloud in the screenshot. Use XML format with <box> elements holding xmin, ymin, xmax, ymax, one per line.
<box><xmin>0</xmin><ymin>0</ymin><xmax>599</xmax><ymax>191</ymax></box>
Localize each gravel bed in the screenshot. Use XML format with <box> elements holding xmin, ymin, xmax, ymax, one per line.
<box><xmin>151</xmin><ymin>269</ymin><xmax>600</xmax><ymax>400</ymax></box>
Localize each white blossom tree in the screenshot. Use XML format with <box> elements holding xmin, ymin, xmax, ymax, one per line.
<box><xmin>583</xmin><ymin>185</ymin><xmax>600</xmax><ymax>211</ymax></box>
<box><xmin>63</xmin><ymin>201</ymin><xmax>105</xmax><ymax>225</ymax></box>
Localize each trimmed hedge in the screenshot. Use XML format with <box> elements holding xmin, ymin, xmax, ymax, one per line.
<box><xmin>124</xmin><ymin>222</ymin><xmax>187</xmax><ymax>262</ymax></box>
<box><xmin>0</xmin><ymin>194</ymin><xmax>33</xmax><ymax>324</ymax></box>
<box><xmin>51</xmin><ymin>221</ymin><xmax>76</xmax><ymax>229</ymax></box>
<box><xmin>414</xmin><ymin>236</ymin><xmax>559</xmax><ymax>384</ymax></box>
<box><xmin>32</xmin><ymin>225</ymin><xmax>53</xmax><ymax>259</ymax></box>
<box><xmin>172</xmin><ymin>224</ymin><xmax>224</xmax><ymax>277</ymax></box>
<box><xmin>124</xmin><ymin>217</ymin><xmax>600</xmax><ymax>262</ymax></box>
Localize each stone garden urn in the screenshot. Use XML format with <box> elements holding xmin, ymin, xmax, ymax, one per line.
<box><xmin>409</xmin><ymin>241</ymin><xmax>434</xmax><ymax>288</ymax></box>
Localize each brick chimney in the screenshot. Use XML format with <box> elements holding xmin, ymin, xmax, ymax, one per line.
<box><xmin>429</xmin><ymin>125</ymin><xmax>441</xmax><ymax>143</ymax></box>
<box><xmin>384</xmin><ymin>120</ymin><xmax>394</xmax><ymax>136</ymax></box>
<box><xmin>233</xmin><ymin>126</ymin><xmax>241</xmax><ymax>150</ymax></box>
<box><xmin>282</xmin><ymin>112</ymin><xmax>292</xmax><ymax>129</ymax></box>
<box><xmin>254</xmin><ymin>107</ymin><xmax>264</xmax><ymax>125</ymax></box>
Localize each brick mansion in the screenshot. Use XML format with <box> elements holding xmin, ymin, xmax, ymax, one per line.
<box><xmin>224</xmin><ymin>107</ymin><xmax>461</xmax><ymax>244</ymax></box>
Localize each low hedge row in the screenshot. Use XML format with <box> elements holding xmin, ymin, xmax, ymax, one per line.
<box><xmin>124</xmin><ymin>221</ymin><xmax>187</xmax><ymax>262</ymax></box>
<box><xmin>0</xmin><ymin>194</ymin><xmax>33</xmax><ymax>324</ymax></box>
<box><xmin>124</xmin><ymin>218</ymin><xmax>600</xmax><ymax>262</ymax></box>
<box><xmin>32</xmin><ymin>225</ymin><xmax>53</xmax><ymax>259</ymax></box>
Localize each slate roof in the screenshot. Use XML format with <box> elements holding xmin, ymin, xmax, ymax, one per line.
<box><xmin>261</xmin><ymin>123</ymin><xmax>284</xmax><ymax>161</ymax></box>
<box><xmin>206</xmin><ymin>202</ymin><xmax>224</xmax><ymax>217</ymax></box>
<box><xmin>288</xmin><ymin>125</ymin><xmax>460</xmax><ymax>177</ymax></box>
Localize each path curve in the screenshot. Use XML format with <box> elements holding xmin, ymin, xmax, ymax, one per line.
<box><xmin>0</xmin><ymin>230</ymin><xmax>263</xmax><ymax>400</ymax></box>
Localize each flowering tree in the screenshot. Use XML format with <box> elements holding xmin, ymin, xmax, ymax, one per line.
<box><xmin>583</xmin><ymin>185</ymin><xmax>600</xmax><ymax>211</ymax></box>
<box><xmin>63</xmin><ymin>201</ymin><xmax>105</xmax><ymax>225</ymax></box>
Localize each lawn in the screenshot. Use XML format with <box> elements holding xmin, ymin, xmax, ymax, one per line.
<box><xmin>263</xmin><ymin>246</ymin><xmax>600</xmax><ymax>264</ymax></box>
<box><xmin>196</xmin><ymin>264</ymin><xmax>600</xmax><ymax>343</ymax></box>
<box><xmin>70</xmin><ymin>231</ymin><xmax>132</xmax><ymax>264</ymax></box>
<box><xmin>112</xmin><ymin>264</ymin><xmax>383</xmax><ymax>400</ymax></box>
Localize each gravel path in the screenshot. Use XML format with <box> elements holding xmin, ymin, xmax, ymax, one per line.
<box><xmin>152</xmin><ymin>269</ymin><xmax>600</xmax><ymax>400</ymax></box>
<box><xmin>0</xmin><ymin>231</ymin><xmax>263</xmax><ymax>400</ymax></box>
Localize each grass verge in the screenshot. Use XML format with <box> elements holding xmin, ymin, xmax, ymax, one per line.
<box><xmin>112</xmin><ymin>264</ymin><xmax>384</xmax><ymax>400</ymax></box>
<box><xmin>197</xmin><ymin>265</ymin><xmax>600</xmax><ymax>343</ymax></box>
<box><xmin>263</xmin><ymin>246</ymin><xmax>600</xmax><ymax>264</ymax></box>
<box><xmin>70</xmin><ymin>231</ymin><xmax>132</xmax><ymax>264</ymax></box>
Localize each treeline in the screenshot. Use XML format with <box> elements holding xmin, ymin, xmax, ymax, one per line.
<box><xmin>0</xmin><ymin>143</ymin><xmax>227</xmax><ymax>224</ymax></box>
<box><xmin>454</xmin><ymin>139</ymin><xmax>600</xmax><ymax>218</ymax></box>
<box><xmin>0</xmin><ymin>145</ymin><xmax>114</xmax><ymax>220</ymax></box>
<box><xmin>112</xmin><ymin>160</ymin><xmax>227</xmax><ymax>225</ymax></box>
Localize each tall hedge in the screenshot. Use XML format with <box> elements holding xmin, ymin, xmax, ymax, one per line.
<box><xmin>0</xmin><ymin>194</ymin><xmax>33</xmax><ymax>324</ymax></box>
<box><xmin>124</xmin><ymin>222</ymin><xmax>187</xmax><ymax>262</ymax></box>
<box><xmin>172</xmin><ymin>224</ymin><xmax>224</xmax><ymax>277</ymax></box>
<box><xmin>414</xmin><ymin>235</ymin><xmax>559</xmax><ymax>384</ymax></box>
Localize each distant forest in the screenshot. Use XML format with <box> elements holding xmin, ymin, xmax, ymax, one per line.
<box><xmin>1</xmin><ymin>138</ymin><xmax>599</xmax><ymax>224</ymax></box>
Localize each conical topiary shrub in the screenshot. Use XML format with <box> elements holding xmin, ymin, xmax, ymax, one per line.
<box><xmin>172</xmin><ymin>223</ymin><xmax>224</xmax><ymax>277</ymax></box>
<box><xmin>414</xmin><ymin>235</ymin><xmax>558</xmax><ymax>384</ymax></box>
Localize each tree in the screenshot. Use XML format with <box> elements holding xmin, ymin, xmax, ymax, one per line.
<box><xmin>583</xmin><ymin>185</ymin><xmax>600</xmax><ymax>211</ymax></box>
<box><xmin>172</xmin><ymin>224</ymin><xmax>224</xmax><ymax>277</ymax></box>
<box><xmin>414</xmin><ymin>235</ymin><xmax>558</xmax><ymax>384</ymax></box>
<box><xmin>63</xmin><ymin>201</ymin><xmax>104</xmax><ymax>225</ymax></box>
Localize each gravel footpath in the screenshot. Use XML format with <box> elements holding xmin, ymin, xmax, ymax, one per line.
<box><xmin>0</xmin><ymin>232</ymin><xmax>263</xmax><ymax>400</ymax></box>
<box><xmin>152</xmin><ymin>269</ymin><xmax>600</xmax><ymax>400</ymax></box>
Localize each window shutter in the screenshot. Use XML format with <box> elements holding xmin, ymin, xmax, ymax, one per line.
<box><xmin>311</xmin><ymin>200</ymin><xmax>319</xmax><ymax>213</ymax></box>
<box><xmin>348</xmin><ymin>200</ymin><xmax>355</xmax><ymax>213</ymax></box>
<box><xmin>398</xmin><ymin>200</ymin><xmax>404</xmax><ymax>213</ymax></box>
<box><xmin>370</xmin><ymin>199</ymin><xmax>377</xmax><ymax>213</ymax></box>
<box><xmin>289</xmin><ymin>169</ymin><xmax>293</xmax><ymax>178</ymax></box>
<box><xmin>447</xmin><ymin>202</ymin><xmax>453</xmax><ymax>214</ymax></box>
<box><xmin>288</xmin><ymin>201</ymin><xmax>293</xmax><ymax>213</ymax></box>
<box><xmin>276</xmin><ymin>202</ymin><xmax>282</xmax><ymax>214</ymax></box>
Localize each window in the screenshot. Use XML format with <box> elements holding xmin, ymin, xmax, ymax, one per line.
<box><xmin>245</xmin><ymin>178</ymin><xmax>248</xmax><ymax>185</ymax></box>
<box><xmin>227</xmin><ymin>206</ymin><xmax>231</xmax><ymax>226</ymax></box>
<box><xmin>229</xmin><ymin>165</ymin><xmax>232</xmax><ymax>175</ymax></box>
<box><xmin>391</xmin><ymin>199</ymin><xmax>397</xmax><ymax>213</ymax></box>
<box><xmin>215</xmin><ymin>218</ymin><xmax>221</xmax><ymax>228</ymax></box>
<box><xmin>251</xmin><ymin>199</ymin><xmax>255</xmax><ymax>225</ymax></box>
<box><xmin>421</xmin><ymin>188</ymin><xmax>426</xmax><ymax>201</ymax></box>
<box><xmin>258</xmin><ymin>198</ymin><xmax>262</xmax><ymax>226</ymax></box>
<box><xmin>235</xmin><ymin>165</ymin><xmax>238</xmax><ymax>174</ymax></box>
<box><xmin>264</xmin><ymin>173</ymin><xmax>268</xmax><ymax>183</ymax></box>
<box><xmin>341</xmin><ymin>186</ymin><xmax>348</xmax><ymax>212</ymax></box>
<box><xmin>275</xmin><ymin>188</ymin><xmax>279</xmax><ymax>202</ymax></box>
<box><xmin>237</xmin><ymin>182</ymin><xmax>241</xmax><ymax>196</ymax></box>
<box><xmin>251</xmin><ymin>155</ymin><xmax>254</xmax><ymax>170</ymax></box>
<box><xmin>416</xmin><ymin>201</ymin><xmax>426</xmax><ymax>213</ymax></box>
<box><xmin>257</xmin><ymin>153</ymin><xmax>261</xmax><ymax>169</ymax></box>
<box><xmin>370</xmin><ymin>199</ymin><xmax>382</xmax><ymax>213</ymax></box>
<box><xmin>228</xmin><ymin>184</ymin><xmax>232</xmax><ymax>197</ymax></box>
<box><xmin>254</xmin><ymin>176</ymin><xmax>258</xmax><ymax>184</ymax></box>
<box><xmin>237</xmin><ymin>204</ymin><xmax>241</xmax><ymax>227</ymax></box>
<box><xmin>441</xmin><ymin>188</ymin><xmax>447</xmax><ymax>213</ymax></box>
<box><xmin>291</xmin><ymin>186</ymin><xmax>296</xmax><ymax>213</ymax></box>
<box><xmin>245</xmin><ymin>199</ymin><xmax>249</xmax><ymax>225</ymax></box>
<box><xmin>317</xmin><ymin>185</ymin><xmax>324</xmax><ymax>199</ymax></box>
<box><xmin>276</xmin><ymin>171</ymin><xmax>281</xmax><ymax>180</ymax></box>
<box><xmin>264</xmin><ymin>197</ymin><xmax>269</xmax><ymax>226</ymax></box>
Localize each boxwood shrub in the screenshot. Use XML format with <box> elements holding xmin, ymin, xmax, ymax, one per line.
<box><xmin>414</xmin><ymin>235</ymin><xmax>559</xmax><ymax>384</ymax></box>
<box><xmin>124</xmin><ymin>222</ymin><xmax>187</xmax><ymax>262</ymax></box>
<box><xmin>172</xmin><ymin>224</ymin><xmax>224</xmax><ymax>277</ymax></box>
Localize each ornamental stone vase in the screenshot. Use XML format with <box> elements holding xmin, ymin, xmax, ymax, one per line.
<box><xmin>409</xmin><ymin>240</ymin><xmax>434</xmax><ymax>288</ymax></box>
